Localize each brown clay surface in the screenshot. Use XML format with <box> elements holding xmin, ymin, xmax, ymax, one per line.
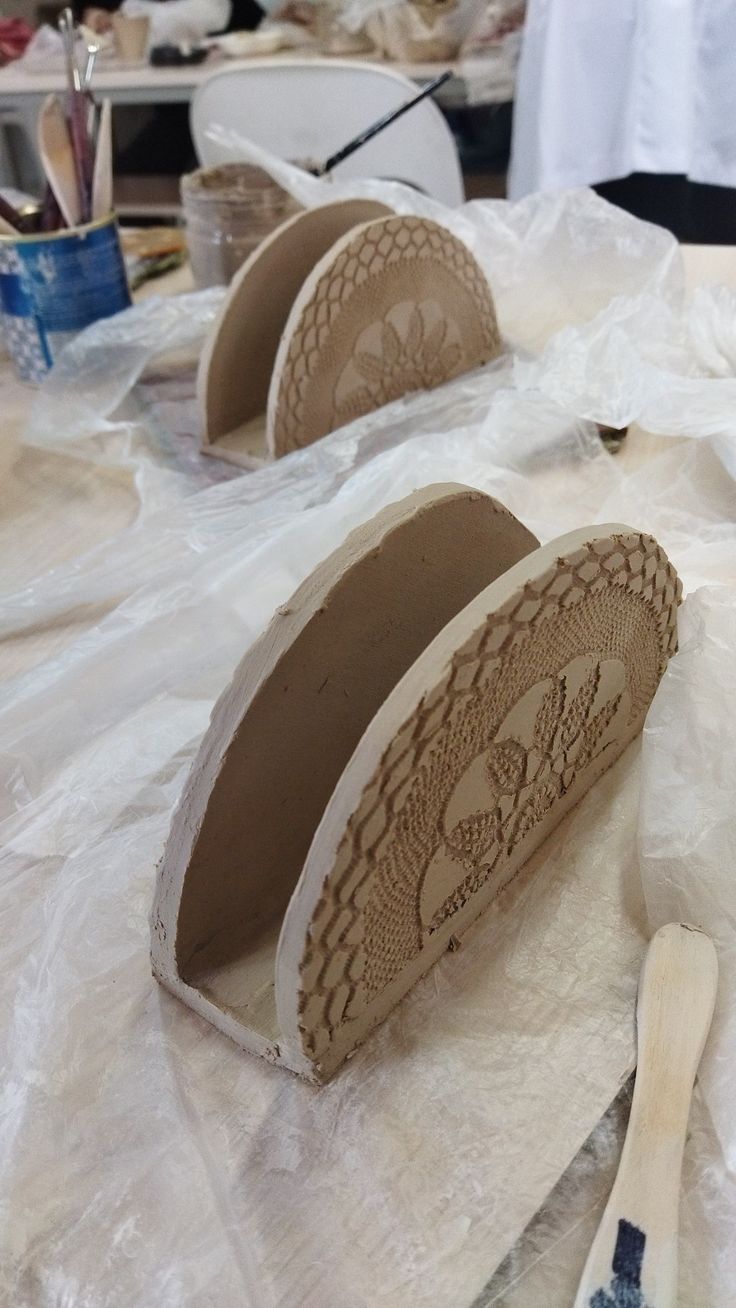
<box><xmin>278</xmin><ymin>526</ymin><xmax>681</xmax><ymax>1079</ymax></box>
<box><xmin>198</xmin><ymin>199</ymin><xmax>392</xmax><ymax>455</ymax></box>
<box><xmin>267</xmin><ymin>214</ymin><xmax>502</xmax><ymax>457</ymax></box>
<box><xmin>151</xmin><ymin>485</ymin><xmax>538</xmax><ymax>1057</ymax></box>
<box><xmin>152</xmin><ymin>495</ymin><xmax>680</xmax><ymax>1083</ymax></box>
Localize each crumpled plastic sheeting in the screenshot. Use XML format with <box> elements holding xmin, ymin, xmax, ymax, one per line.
<box><xmin>2</xmin><ymin>396</ymin><xmax>649</xmax><ymax>1308</ymax></box>
<box><xmin>20</xmin><ymin>289</ymin><xmax>234</xmax><ymax>517</ymax></box>
<box><xmin>25</xmin><ymin>288</ymin><xmax>223</xmax><ymax>445</ymax></box>
<box><xmin>3</xmin><ymin>366</ymin><xmax>613</xmax><ymax>644</ymax></box>
<box><xmin>203</xmin><ymin>132</ymin><xmax>685</xmax><ymax>353</ymax></box>
<box><xmin>475</xmin><ymin>1078</ymin><xmax>637</xmax><ymax>1306</ymax></box>
<box><xmin>3</xmin><ymin>186</ymin><xmax>736</xmax><ymax>1306</ymax></box>
<box><xmin>515</xmin><ymin>269</ymin><xmax>736</xmax><ymax>480</ymax></box>
<box><xmin>204</xmin><ymin>133</ymin><xmax>736</xmax><ymax>472</ymax></box>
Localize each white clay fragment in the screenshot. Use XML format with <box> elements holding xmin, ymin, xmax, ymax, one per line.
<box><xmin>151</xmin><ymin>484</ymin><xmax>681</xmax><ymax>1082</ymax></box>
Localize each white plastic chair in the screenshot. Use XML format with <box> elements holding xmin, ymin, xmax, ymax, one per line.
<box><xmin>191</xmin><ymin>58</ymin><xmax>464</xmax><ymax>206</ymax></box>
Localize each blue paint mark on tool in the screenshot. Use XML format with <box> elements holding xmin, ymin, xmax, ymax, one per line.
<box><xmin>589</xmin><ymin>1219</ymin><xmax>651</xmax><ymax>1308</ymax></box>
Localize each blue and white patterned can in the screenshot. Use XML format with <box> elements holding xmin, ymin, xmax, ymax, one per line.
<box><xmin>0</xmin><ymin>214</ymin><xmax>131</xmax><ymax>383</ymax></box>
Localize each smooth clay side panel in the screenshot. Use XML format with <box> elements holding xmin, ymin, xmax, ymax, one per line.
<box><xmin>277</xmin><ymin>527</ymin><xmax>681</xmax><ymax>1080</ymax></box>
<box><xmin>266</xmin><ymin>214</ymin><xmax>503</xmax><ymax>458</ymax></box>
<box><xmin>151</xmin><ymin>484</ymin><xmax>539</xmax><ymax>1065</ymax></box>
<box><xmin>198</xmin><ymin>198</ymin><xmax>393</xmax><ymax>460</ymax></box>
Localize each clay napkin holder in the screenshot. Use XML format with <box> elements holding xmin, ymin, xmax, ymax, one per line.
<box><xmin>152</xmin><ymin>484</ymin><xmax>681</xmax><ymax>1082</ymax></box>
<box><xmin>197</xmin><ymin>203</ymin><xmax>502</xmax><ymax>468</ymax></box>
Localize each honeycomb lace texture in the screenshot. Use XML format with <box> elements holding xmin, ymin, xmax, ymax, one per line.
<box><xmin>297</xmin><ymin>532</ymin><xmax>681</xmax><ymax>1060</ymax></box>
<box><xmin>271</xmin><ymin>215</ymin><xmax>501</xmax><ymax>453</ymax></box>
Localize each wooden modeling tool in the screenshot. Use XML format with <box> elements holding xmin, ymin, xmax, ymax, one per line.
<box><xmin>574</xmin><ymin>922</ymin><xmax>718</xmax><ymax>1308</ymax></box>
<box><xmin>38</xmin><ymin>94</ymin><xmax>81</xmax><ymax>227</ymax></box>
<box><xmin>91</xmin><ymin>98</ymin><xmax>113</xmax><ymax>220</ymax></box>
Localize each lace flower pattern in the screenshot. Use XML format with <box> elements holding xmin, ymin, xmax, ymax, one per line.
<box><xmin>335</xmin><ymin>303</ymin><xmax>463</xmax><ymax>425</ymax></box>
<box><xmin>428</xmin><ymin>660</ymin><xmax>622</xmax><ymax>933</ymax></box>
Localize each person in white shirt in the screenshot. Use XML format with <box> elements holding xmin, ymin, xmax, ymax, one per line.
<box><xmin>509</xmin><ymin>0</ymin><xmax>736</xmax><ymax>242</ymax></box>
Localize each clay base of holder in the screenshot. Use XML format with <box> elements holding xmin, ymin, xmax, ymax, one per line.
<box><xmin>200</xmin><ymin>416</ymin><xmax>271</xmax><ymax>469</ymax></box>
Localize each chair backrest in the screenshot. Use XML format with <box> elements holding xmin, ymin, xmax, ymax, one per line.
<box><xmin>191</xmin><ymin>58</ymin><xmax>464</xmax><ymax>206</ymax></box>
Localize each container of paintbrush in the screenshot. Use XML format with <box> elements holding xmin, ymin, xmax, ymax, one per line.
<box><xmin>0</xmin><ymin>17</ymin><xmax>130</xmax><ymax>386</ymax></box>
<box><xmin>0</xmin><ymin>213</ymin><xmax>130</xmax><ymax>382</ymax></box>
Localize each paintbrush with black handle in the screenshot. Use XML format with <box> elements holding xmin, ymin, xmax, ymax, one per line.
<box><xmin>59</xmin><ymin>7</ymin><xmax>94</xmax><ymax>222</ymax></box>
<box><xmin>313</xmin><ymin>70</ymin><xmax>453</xmax><ymax>177</ymax></box>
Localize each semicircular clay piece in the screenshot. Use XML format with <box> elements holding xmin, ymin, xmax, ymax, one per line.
<box><xmin>151</xmin><ymin>484</ymin><xmax>539</xmax><ymax>1067</ymax></box>
<box><xmin>151</xmin><ymin>488</ymin><xmax>681</xmax><ymax>1084</ymax></box>
<box><xmin>267</xmin><ymin>214</ymin><xmax>502</xmax><ymax>458</ymax></box>
<box><xmin>278</xmin><ymin>526</ymin><xmax>681</xmax><ymax>1080</ymax></box>
<box><xmin>197</xmin><ymin>198</ymin><xmax>394</xmax><ymax>467</ymax></box>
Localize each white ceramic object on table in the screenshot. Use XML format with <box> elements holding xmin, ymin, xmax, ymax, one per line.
<box><xmin>111</xmin><ymin>13</ymin><xmax>150</xmax><ymax>63</ymax></box>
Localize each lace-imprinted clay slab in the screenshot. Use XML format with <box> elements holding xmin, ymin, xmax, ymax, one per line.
<box><xmin>151</xmin><ymin>488</ymin><xmax>681</xmax><ymax>1083</ymax></box>
<box><xmin>197</xmin><ymin>199</ymin><xmax>393</xmax><ymax>468</ymax></box>
<box><xmin>266</xmin><ymin>214</ymin><xmax>502</xmax><ymax>457</ymax></box>
<box><xmin>151</xmin><ymin>485</ymin><xmax>538</xmax><ymax>1070</ymax></box>
<box><xmin>276</xmin><ymin>525</ymin><xmax>681</xmax><ymax>1079</ymax></box>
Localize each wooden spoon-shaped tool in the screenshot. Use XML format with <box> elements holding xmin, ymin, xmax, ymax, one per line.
<box><xmin>574</xmin><ymin>922</ymin><xmax>718</xmax><ymax>1308</ymax></box>
<box><xmin>38</xmin><ymin>94</ymin><xmax>81</xmax><ymax>228</ymax></box>
<box><xmin>91</xmin><ymin>97</ymin><xmax>113</xmax><ymax>221</ymax></box>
